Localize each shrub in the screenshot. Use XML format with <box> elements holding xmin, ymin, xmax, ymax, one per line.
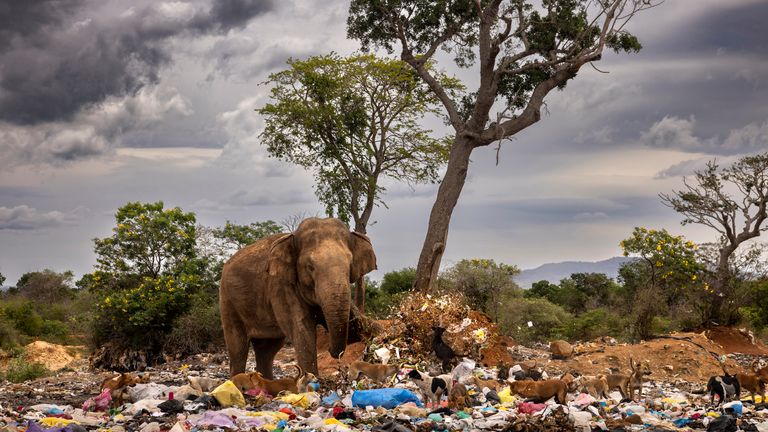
<box><xmin>563</xmin><ymin>308</ymin><xmax>628</xmax><ymax>341</ymax></box>
<box><xmin>93</xmin><ymin>275</ymin><xmax>193</xmax><ymax>351</ymax></box>
<box><xmin>496</xmin><ymin>297</ymin><xmax>572</xmax><ymax>345</ymax></box>
<box><xmin>41</xmin><ymin>320</ymin><xmax>70</xmax><ymax>344</ymax></box>
<box><xmin>3</xmin><ymin>301</ymin><xmax>44</xmax><ymax>337</ymax></box>
<box><xmin>163</xmin><ymin>294</ymin><xmax>224</xmax><ymax>356</ymax></box>
<box><xmin>4</xmin><ymin>357</ymin><xmax>48</xmax><ymax>383</ymax></box>
<box><xmin>0</xmin><ymin>315</ymin><xmax>23</xmax><ymax>350</ymax></box>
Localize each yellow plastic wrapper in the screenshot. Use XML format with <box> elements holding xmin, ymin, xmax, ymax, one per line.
<box><xmin>324</xmin><ymin>418</ymin><xmax>350</xmax><ymax>428</ymax></box>
<box><xmin>661</xmin><ymin>397</ymin><xmax>687</xmax><ymax>405</ymax></box>
<box><xmin>210</xmin><ymin>380</ymin><xmax>246</xmax><ymax>407</ymax></box>
<box><xmin>274</xmin><ymin>392</ymin><xmax>320</xmax><ymax>408</ymax></box>
<box><xmin>742</xmin><ymin>395</ymin><xmax>763</xmax><ymax>403</ymax></box>
<box><xmin>706</xmin><ymin>411</ymin><xmax>720</xmax><ymax>418</ymax></box>
<box><xmin>498</xmin><ymin>386</ymin><xmax>516</xmax><ymax>405</ymax></box>
<box><xmin>247</xmin><ymin>411</ymin><xmax>291</xmax><ymax>420</ymax></box>
<box><xmin>40</xmin><ymin>418</ymin><xmax>80</xmax><ymax>427</ymax></box>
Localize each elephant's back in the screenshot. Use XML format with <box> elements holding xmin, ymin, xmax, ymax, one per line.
<box><xmin>220</xmin><ymin>233</ymin><xmax>287</xmax><ymax>294</ymax></box>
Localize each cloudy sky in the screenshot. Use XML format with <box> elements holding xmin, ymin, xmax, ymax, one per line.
<box><xmin>1</xmin><ymin>0</ymin><xmax>767</xmax><ymax>285</ymax></box>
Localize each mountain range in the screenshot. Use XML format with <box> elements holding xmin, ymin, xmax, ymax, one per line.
<box><xmin>515</xmin><ymin>256</ymin><xmax>634</xmax><ymax>288</ymax></box>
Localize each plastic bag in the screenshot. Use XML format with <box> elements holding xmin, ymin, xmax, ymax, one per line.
<box><xmin>351</xmin><ymin>388</ymin><xmax>423</xmax><ymax>409</ymax></box>
<box><xmin>497</xmin><ymin>386</ymin><xmax>516</xmax><ymax>404</ymax></box>
<box><xmin>274</xmin><ymin>392</ymin><xmax>321</xmax><ymax>408</ymax></box>
<box><xmin>81</xmin><ymin>389</ymin><xmax>111</xmax><ymax>412</ymax></box>
<box><xmin>210</xmin><ymin>380</ymin><xmax>246</xmax><ymax>407</ymax></box>
<box><xmin>451</xmin><ymin>358</ymin><xmax>476</xmax><ymax>380</ymax></box>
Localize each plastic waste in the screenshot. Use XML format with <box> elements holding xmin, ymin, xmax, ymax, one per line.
<box><xmin>570</xmin><ymin>410</ymin><xmax>592</xmax><ymax>432</ymax></box>
<box><xmin>275</xmin><ymin>392</ymin><xmax>321</xmax><ymax>409</ymax></box>
<box><xmin>374</xmin><ymin>347</ymin><xmax>392</xmax><ymax>364</ymax></box>
<box><xmin>497</xmin><ymin>387</ymin><xmax>516</xmax><ymax>404</ymax></box>
<box><xmin>81</xmin><ymin>389</ymin><xmax>111</xmax><ymax>412</ymax></box>
<box><xmin>323</xmin><ymin>391</ymin><xmax>341</xmax><ymax>407</ymax></box>
<box><xmin>707</xmin><ymin>414</ymin><xmax>737</xmax><ymax>432</ymax></box>
<box><xmin>351</xmin><ymin>388</ymin><xmax>423</xmax><ymax>409</ymax></box>
<box><xmin>195</xmin><ymin>411</ymin><xmax>237</xmax><ymax>429</ymax></box>
<box><xmin>723</xmin><ymin>401</ymin><xmax>743</xmax><ymax>416</ymax></box>
<box><xmin>127</xmin><ymin>383</ymin><xmax>171</xmax><ymax>401</ymax></box>
<box><xmin>210</xmin><ymin>380</ymin><xmax>246</xmax><ymax>408</ymax></box>
<box><xmin>452</xmin><ymin>358</ymin><xmax>476</xmax><ymax>380</ymax></box>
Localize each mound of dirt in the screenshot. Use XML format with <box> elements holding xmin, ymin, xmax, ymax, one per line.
<box><xmin>24</xmin><ymin>341</ymin><xmax>83</xmax><ymax>371</ymax></box>
<box><xmin>705</xmin><ymin>327</ymin><xmax>768</xmax><ymax>355</ymax></box>
<box><xmin>554</xmin><ymin>332</ymin><xmax>744</xmax><ymax>383</ymax></box>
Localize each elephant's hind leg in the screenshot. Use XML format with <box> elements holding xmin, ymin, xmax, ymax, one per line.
<box><xmin>252</xmin><ymin>338</ymin><xmax>285</xmax><ymax>379</ymax></box>
<box><xmin>222</xmin><ymin>317</ymin><xmax>249</xmax><ymax>376</ymax></box>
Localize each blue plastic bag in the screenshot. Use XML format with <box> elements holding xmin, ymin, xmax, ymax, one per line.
<box><xmin>322</xmin><ymin>391</ymin><xmax>341</xmax><ymax>407</ymax></box>
<box><xmin>351</xmin><ymin>388</ymin><xmax>423</xmax><ymax>409</ymax></box>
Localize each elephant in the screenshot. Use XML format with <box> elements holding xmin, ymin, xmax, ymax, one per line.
<box><xmin>219</xmin><ymin>217</ymin><xmax>377</xmax><ymax>378</ymax></box>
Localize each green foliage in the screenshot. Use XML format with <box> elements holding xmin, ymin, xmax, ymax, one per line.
<box><xmin>3</xmin><ymin>301</ymin><xmax>44</xmax><ymax>337</ymax></box>
<box><xmin>212</xmin><ymin>220</ymin><xmax>282</xmax><ymax>250</ymax></box>
<box><xmin>525</xmin><ymin>280</ymin><xmax>559</xmax><ymax>301</ymax></box>
<box><xmin>4</xmin><ymin>356</ymin><xmax>48</xmax><ymax>383</ymax></box>
<box><xmin>93</xmin><ymin>201</ymin><xmax>197</xmax><ymax>279</ymax></box>
<box><xmin>347</xmin><ymin>0</ymin><xmax>645</xmax><ymax>115</ymax></box>
<box><xmin>563</xmin><ymin>308</ymin><xmax>628</xmax><ymax>341</ymax></box>
<box><xmin>496</xmin><ymin>297</ymin><xmax>571</xmax><ymax>345</ymax></box>
<box><xmin>15</xmin><ymin>269</ymin><xmax>75</xmax><ymax>305</ymax></box>
<box><xmin>258</xmin><ymin>54</ymin><xmax>456</xmax><ymax>228</ymax></box>
<box><xmin>619</xmin><ymin>227</ymin><xmax>704</xmax><ymax>339</ymax></box>
<box><xmin>94</xmin><ymin>275</ymin><xmax>193</xmax><ymax>349</ymax></box>
<box><xmin>740</xmin><ymin>279</ymin><xmax>768</xmax><ymax>330</ymax></box>
<box><xmin>524</xmin><ymin>273</ymin><xmax>623</xmax><ymax>314</ymax></box>
<box><xmin>365</xmin><ymin>268</ymin><xmax>418</xmax><ymax>318</ymax></box>
<box><xmin>441</xmin><ymin>259</ymin><xmax>521</xmax><ymax>320</ymax></box>
<box><xmin>0</xmin><ymin>314</ymin><xmax>23</xmax><ymax>350</ymax></box>
<box><xmin>380</xmin><ymin>267</ymin><xmax>417</xmax><ymax>296</ymax></box>
<box><xmin>164</xmin><ymin>293</ymin><xmax>224</xmax><ymax>356</ymax></box>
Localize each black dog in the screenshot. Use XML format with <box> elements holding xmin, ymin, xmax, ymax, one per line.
<box><xmin>432</xmin><ymin>326</ymin><xmax>458</xmax><ymax>373</ymax></box>
<box><xmin>707</xmin><ymin>374</ymin><xmax>741</xmax><ymax>407</ymax></box>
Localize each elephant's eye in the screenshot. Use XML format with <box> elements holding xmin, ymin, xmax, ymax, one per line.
<box><xmin>307</xmin><ymin>262</ymin><xmax>315</xmax><ymax>272</ymax></box>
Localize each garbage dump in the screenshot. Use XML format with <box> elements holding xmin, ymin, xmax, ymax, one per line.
<box><xmin>2</xmin><ymin>296</ymin><xmax>768</xmax><ymax>431</ymax></box>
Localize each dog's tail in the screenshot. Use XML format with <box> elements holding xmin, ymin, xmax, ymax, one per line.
<box><xmin>292</xmin><ymin>364</ymin><xmax>304</xmax><ymax>380</ymax></box>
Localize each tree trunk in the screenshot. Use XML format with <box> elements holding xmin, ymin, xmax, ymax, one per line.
<box><xmin>708</xmin><ymin>244</ymin><xmax>737</xmax><ymax>325</ymax></box>
<box><xmin>413</xmin><ymin>136</ymin><xmax>474</xmax><ymax>292</ymax></box>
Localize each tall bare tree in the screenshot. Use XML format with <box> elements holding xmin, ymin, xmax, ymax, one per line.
<box><xmin>347</xmin><ymin>0</ymin><xmax>659</xmax><ymax>291</ymax></box>
<box><xmin>660</xmin><ymin>153</ymin><xmax>768</xmax><ymax>324</ymax></box>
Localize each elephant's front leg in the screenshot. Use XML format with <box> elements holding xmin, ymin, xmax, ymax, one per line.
<box><xmin>292</xmin><ymin>315</ymin><xmax>318</xmax><ymax>376</ymax></box>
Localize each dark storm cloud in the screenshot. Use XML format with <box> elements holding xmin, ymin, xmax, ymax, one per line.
<box><xmin>0</xmin><ymin>0</ymin><xmax>82</xmax><ymax>50</ymax></box>
<box><xmin>0</xmin><ymin>0</ymin><xmax>275</xmax><ymax>126</ymax></box>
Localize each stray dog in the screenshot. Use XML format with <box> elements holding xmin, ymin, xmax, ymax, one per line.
<box><xmin>347</xmin><ymin>361</ymin><xmax>400</xmax><ymax>384</ymax></box>
<box><xmin>496</xmin><ymin>362</ymin><xmax>509</xmax><ymax>381</ymax></box>
<box><xmin>187</xmin><ymin>376</ymin><xmax>220</xmax><ymax>393</ymax></box>
<box><xmin>605</xmin><ymin>358</ymin><xmax>651</xmax><ymax>401</ymax></box>
<box><xmin>101</xmin><ymin>372</ymin><xmax>148</xmax><ymax>406</ymax></box>
<box><xmin>297</xmin><ymin>371</ymin><xmax>320</xmax><ymax>393</ymax></box>
<box><xmin>707</xmin><ymin>374</ymin><xmax>741</xmax><ymax>406</ymax></box>
<box><xmin>508</xmin><ymin>379</ymin><xmax>568</xmax><ymax>404</ymax></box>
<box><xmin>232</xmin><ymin>365</ymin><xmax>303</xmax><ymax>396</ymax></box>
<box><xmin>736</xmin><ymin>373</ymin><xmax>764</xmax><ymax>404</ymax></box>
<box><xmin>432</xmin><ymin>326</ymin><xmax>459</xmax><ymax>373</ymax></box>
<box><xmin>471</xmin><ymin>375</ymin><xmax>502</xmax><ymax>392</ymax></box>
<box><xmin>574</xmin><ymin>375</ymin><xmax>609</xmax><ymax>399</ymax></box>
<box><xmin>448</xmin><ymin>382</ymin><xmax>469</xmax><ymax>409</ymax></box>
<box><xmin>407</xmin><ymin>369</ymin><xmax>453</xmax><ymax>407</ymax></box>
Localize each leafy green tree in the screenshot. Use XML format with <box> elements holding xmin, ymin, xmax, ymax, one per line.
<box><xmin>212</xmin><ymin>220</ymin><xmax>282</xmax><ymax>250</ymax></box>
<box><xmin>441</xmin><ymin>258</ymin><xmax>520</xmax><ymax>320</ymax></box>
<box><xmin>660</xmin><ymin>153</ymin><xmax>768</xmax><ymax>324</ymax></box>
<box><xmin>524</xmin><ymin>280</ymin><xmax>559</xmax><ymax>302</ymax></box>
<box><xmin>380</xmin><ymin>267</ymin><xmax>417</xmax><ymax>296</ymax></box>
<box><xmin>259</xmin><ymin>54</ymin><xmax>455</xmax><ymax>233</ymax></box>
<box><xmin>259</xmin><ymin>54</ymin><xmax>456</xmax><ymax>308</ymax></box>
<box><xmin>82</xmin><ymin>202</ymin><xmax>210</xmax><ymax>359</ymax></box>
<box><xmin>93</xmin><ymin>201</ymin><xmax>197</xmax><ymax>279</ymax></box>
<box><xmin>15</xmin><ymin>269</ymin><xmax>75</xmax><ymax>306</ymax></box>
<box><xmin>619</xmin><ymin>227</ymin><xmax>705</xmax><ymax>339</ymax></box>
<box><xmin>348</xmin><ymin>0</ymin><xmax>657</xmax><ymax>292</ymax></box>
<box><xmin>496</xmin><ymin>297</ymin><xmax>571</xmax><ymax>344</ymax></box>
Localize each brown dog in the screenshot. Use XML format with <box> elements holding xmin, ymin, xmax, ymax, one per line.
<box><xmin>101</xmin><ymin>372</ymin><xmax>148</xmax><ymax>406</ymax></box>
<box><xmin>232</xmin><ymin>365</ymin><xmax>303</xmax><ymax>396</ymax></box>
<box><xmin>347</xmin><ymin>361</ymin><xmax>400</xmax><ymax>384</ymax></box>
<box><xmin>606</xmin><ymin>358</ymin><xmax>651</xmax><ymax>401</ymax></box>
<box><xmin>448</xmin><ymin>382</ymin><xmax>469</xmax><ymax>409</ymax></box>
<box><xmin>297</xmin><ymin>371</ymin><xmax>319</xmax><ymax>393</ymax></box>
<box><xmin>575</xmin><ymin>375</ymin><xmax>609</xmax><ymax>399</ymax></box>
<box><xmin>508</xmin><ymin>379</ymin><xmax>568</xmax><ymax>404</ymax></box>
<box><xmin>753</xmin><ymin>361</ymin><xmax>768</xmax><ymax>383</ymax></box>
<box><xmin>737</xmin><ymin>372</ymin><xmax>766</xmax><ymax>403</ymax></box>
<box><xmin>471</xmin><ymin>375</ymin><xmax>502</xmax><ymax>392</ymax></box>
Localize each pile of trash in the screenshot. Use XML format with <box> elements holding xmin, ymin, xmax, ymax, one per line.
<box><xmin>366</xmin><ymin>292</ymin><xmax>513</xmax><ymax>368</ymax></box>
<box><xmin>4</xmin><ymin>352</ymin><xmax>768</xmax><ymax>432</ymax></box>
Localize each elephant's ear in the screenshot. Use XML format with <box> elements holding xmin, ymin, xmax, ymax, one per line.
<box><xmin>349</xmin><ymin>232</ymin><xmax>377</xmax><ymax>283</ymax></box>
<box><xmin>268</xmin><ymin>233</ymin><xmax>297</xmax><ymax>288</ymax></box>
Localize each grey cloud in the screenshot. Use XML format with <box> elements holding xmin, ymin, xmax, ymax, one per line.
<box><xmin>0</xmin><ymin>0</ymin><xmax>82</xmax><ymax>50</ymax></box>
<box><xmin>0</xmin><ymin>0</ymin><xmax>274</xmax><ymax>126</ymax></box>
<box><xmin>227</xmin><ymin>188</ymin><xmax>314</xmax><ymax>207</ymax></box>
<box><xmin>641</xmin><ymin>116</ymin><xmax>768</xmax><ymax>155</ymax></box>
<box><xmin>0</xmin><ymin>205</ymin><xmax>82</xmax><ymax>230</ymax></box>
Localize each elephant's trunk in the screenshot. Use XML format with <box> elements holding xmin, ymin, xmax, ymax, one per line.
<box><xmin>319</xmin><ymin>282</ymin><xmax>351</xmax><ymax>359</ymax></box>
